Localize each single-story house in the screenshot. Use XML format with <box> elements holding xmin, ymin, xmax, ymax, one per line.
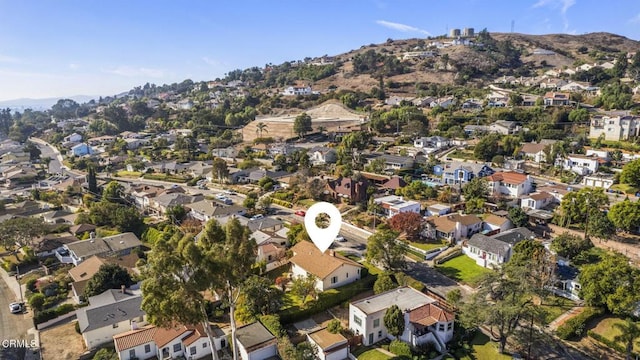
<box><xmin>236</xmin><ymin>321</ymin><xmax>278</xmax><ymax>360</ymax></box>
<box><xmin>463</xmin><ymin>227</ymin><xmax>536</xmax><ymax>268</ymax></box>
<box><xmin>307</xmin><ymin>327</ymin><xmax>349</xmax><ymax>360</ymax></box>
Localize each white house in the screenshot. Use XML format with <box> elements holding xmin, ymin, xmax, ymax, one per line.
<box><xmin>187</xmin><ymin>201</ymin><xmax>246</xmax><ymax>222</ymax></box>
<box><xmin>482</xmin><ymin>214</ymin><xmax>513</xmax><ymax>234</ymax></box>
<box><xmin>562</xmin><ymin>154</ymin><xmax>600</xmax><ymax>175</ymax></box>
<box><xmin>307</xmin><ymin>328</ymin><xmax>349</xmax><ymax>360</ymax></box>
<box><xmin>310</xmin><ymin>147</ymin><xmax>338</xmax><ymax>165</ymax></box>
<box><xmin>76</xmin><ymin>289</ymin><xmax>147</xmax><ymax>349</ymax></box>
<box><xmin>414</xmin><ymin>136</ymin><xmax>450</xmax><ymax>150</ymax></box>
<box><xmin>289</xmin><ymin>241</ymin><xmax>363</xmax><ymax>292</ymax></box>
<box><xmin>519</xmin><ymin>142</ymin><xmax>548</xmax><ymax>163</ymax></box>
<box><xmin>424</xmin><ymin>213</ymin><xmax>483</xmax><ymax>245</ymax></box>
<box><xmin>283</xmin><ymin>86</ymin><xmax>312</xmax><ymax>96</ymax></box>
<box><xmin>349</xmin><ymin>287</ymin><xmax>454</xmax><ymax>352</ymax></box>
<box><xmin>582</xmin><ymin>173</ymin><xmax>615</xmax><ymax>190</ymax></box>
<box><xmin>425</xmin><ymin>203</ymin><xmax>451</xmax><ymax>217</ymax></box>
<box><xmin>112</xmin><ymin>323</ymin><xmax>226</xmax><ymax>360</ymax></box>
<box><xmin>485</xmin><ymin>171</ymin><xmax>533</xmax><ymax>198</ymax></box>
<box><xmin>64</xmin><ymin>132</ymin><xmax>83</xmax><ymax>143</ymax></box>
<box><xmin>463</xmin><ymin>228</ymin><xmax>536</xmax><ymax>268</ymax></box>
<box><xmin>520</xmin><ymin>191</ymin><xmax>556</xmax><ymax>210</ymax></box>
<box><xmin>585</xmin><ymin>149</ymin><xmax>610</xmax><ymax>160</ymax></box>
<box><xmin>374</xmin><ymin>195</ymin><xmax>421</xmax><ymax>218</ymax></box>
<box><xmin>236</xmin><ymin>322</ymin><xmax>278</xmax><ymax>360</ymax></box>
<box><xmin>589</xmin><ymin>115</ymin><xmax>640</xmax><ymax>141</ymax></box>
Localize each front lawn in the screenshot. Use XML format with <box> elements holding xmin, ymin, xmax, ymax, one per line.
<box><xmin>436</xmin><ymin>255</ymin><xmax>492</xmax><ymax>287</ymax></box>
<box><xmin>610</xmin><ymin>183</ymin><xmax>639</xmax><ymax>195</ymax></box>
<box><xmin>406</xmin><ymin>240</ymin><xmax>444</xmax><ymax>251</ymax></box>
<box><xmin>115</xmin><ymin>171</ymin><xmax>141</xmax><ymax>178</ymax></box>
<box><xmin>590</xmin><ymin>317</ymin><xmax>640</xmax><ymax>353</ymax></box>
<box><xmin>454</xmin><ymin>332</ymin><xmax>512</xmax><ymax>360</ymax></box>
<box><xmin>356</xmin><ymin>349</ymin><xmax>393</xmax><ymax>360</ymax></box>
<box><xmin>540</xmin><ymin>296</ymin><xmax>576</xmax><ymax>325</ymax></box>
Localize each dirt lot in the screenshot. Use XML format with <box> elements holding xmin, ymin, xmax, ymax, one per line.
<box><xmin>40</xmin><ymin>321</ymin><xmax>86</xmax><ymax>360</ymax></box>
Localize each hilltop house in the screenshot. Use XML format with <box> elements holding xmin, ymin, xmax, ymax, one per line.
<box><xmin>589</xmin><ymin>115</ymin><xmax>640</xmax><ymax>141</ymax></box>
<box><xmin>349</xmin><ymin>287</ymin><xmax>454</xmax><ymax>352</ymax></box>
<box><xmin>289</xmin><ymin>241</ymin><xmax>363</xmax><ymax>292</ymax></box>
<box><xmin>463</xmin><ymin>227</ymin><xmax>536</xmax><ymax>268</ymax></box>
<box><xmin>543</xmin><ymin>92</ymin><xmax>570</xmax><ymax>106</ymax></box>
<box><xmin>283</xmin><ymin>86</ymin><xmax>312</xmax><ymax>96</ymax></box>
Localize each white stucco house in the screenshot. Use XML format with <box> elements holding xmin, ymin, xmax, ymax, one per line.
<box><xmin>236</xmin><ymin>322</ymin><xmax>278</xmax><ymax>360</ymax></box>
<box><xmin>520</xmin><ymin>191</ymin><xmax>556</xmax><ymax>210</ymax></box>
<box><xmin>485</xmin><ymin>171</ymin><xmax>532</xmax><ymax>198</ymax></box>
<box><xmin>424</xmin><ymin>213</ymin><xmax>483</xmax><ymax>245</ymax></box>
<box><xmin>349</xmin><ymin>287</ymin><xmax>454</xmax><ymax>353</ymax></box>
<box><xmin>463</xmin><ymin>228</ymin><xmax>536</xmax><ymax>268</ymax></box>
<box><xmin>374</xmin><ymin>195</ymin><xmax>421</xmax><ymax>218</ymax></box>
<box><xmin>561</xmin><ymin>154</ymin><xmax>600</xmax><ymax>175</ymax></box>
<box><xmin>289</xmin><ymin>241</ymin><xmax>363</xmax><ymax>292</ymax></box>
<box><xmin>581</xmin><ymin>173</ymin><xmax>615</xmax><ymax>190</ymax></box>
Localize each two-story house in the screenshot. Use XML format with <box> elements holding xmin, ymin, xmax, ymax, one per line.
<box><xmin>434</xmin><ymin>162</ymin><xmax>494</xmax><ymax>186</ymax></box>
<box><xmin>310</xmin><ymin>147</ymin><xmax>338</xmax><ymax>165</ymax></box>
<box><xmin>561</xmin><ymin>154</ymin><xmax>600</xmax><ymax>175</ymax></box>
<box><xmin>463</xmin><ymin>227</ymin><xmax>536</xmax><ymax>268</ymax></box>
<box><xmin>349</xmin><ymin>287</ymin><xmax>454</xmax><ymax>353</ymax></box>
<box><xmin>326</xmin><ymin>177</ymin><xmax>369</xmax><ymax>203</ymax></box>
<box><xmin>589</xmin><ymin>115</ymin><xmax>640</xmax><ymax>141</ymax></box>
<box><xmin>424</xmin><ymin>213</ymin><xmax>483</xmax><ymax>245</ymax></box>
<box><xmin>289</xmin><ymin>241</ymin><xmax>363</xmax><ymax>292</ymax></box>
<box><xmin>485</xmin><ymin>171</ymin><xmax>532</xmax><ymax>198</ymax></box>
<box><xmin>373</xmin><ymin>195</ymin><xmax>421</xmax><ymax>218</ymax></box>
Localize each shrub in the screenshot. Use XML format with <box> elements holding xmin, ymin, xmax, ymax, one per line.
<box><xmin>556</xmin><ymin>307</ymin><xmax>603</xmax><ymax>340</ymax></box>
<box><xmin>327</xmin><ymin>319</ymin><xmax>342</xmax><ymax>334</ymax></box>
<box><xmin>26</xmin><ymin>278</ymin><xmax>38</xmax><ymax>293</ymax></box>
<box><xmin>389</xmin><ymin>339</ymin><xmax>412</xmax><ymax>357</ymax></box>
<box><xmin>33</xmin><ymin>303</ymin><xmax>76</xmax><ymax>325</ymax></box>
<box><xmin>259</xmin><ymin>315</ymin><xmax>283</xmax><ymax>337</ymax></box>
<box><xmin>29</xmin><ymin>293</ymin><xmax>46</xmax><ymax>311</ymax></box>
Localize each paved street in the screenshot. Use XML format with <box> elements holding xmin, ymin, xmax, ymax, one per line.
<box><xmin>0</xmin><ymin>273</ymin><xmax>33</xmax><ymax>360</ymax></box>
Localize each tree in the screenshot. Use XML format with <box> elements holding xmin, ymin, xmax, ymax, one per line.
<box><xmin>608</xmin><ymin>200</ymin><xmax>640</xmax><ymax>232</ymax></box>
<box><xmin>558</xmin><ymin>187</ymin><xmax>609</xmax><ymax>227</ymax></box>
<box><xmin>0</xmin><ymin>217</ymin><xmax>46</xmax><ymax>256</ymax></box>
<box><xmin>568</xmin><ymin>108</ymin><xmax>589</xmax><ymax>122</ymax></box>
<box><xmin>92</xmin><ymin>348</ymin><xmax>119</xmax><ymax>360</ymax></box>
<box><xmin>290</xmin><ymin>273</ymin><xmax>317</xmax><ymax>306</ymax></box>
<box><xmin>507</xmin><ymin>206</ymin><xmax>529</xmax><ymax>228</ymax></box>
<box><xmin>387</xmin><ymin>212</ymin><xmax>423</xmax><ymax>240</ymax></box>
<box><xmin>579</xmin><ymin>253</ymin><xmax>640</xmax><ymax>316</ymax></box>
<box><xmin>613</xmin><ymin>319</ymin><xmax>640</xmax><ymax>360</ymax></box>
<box><xmin>587</xmin><ymin>210</ymin><xmax>615</xmax><ymax>240</ymax></box>
<box><xmin>620</xmin><ymin>159</ymin><xmax>640</xmax><ymax>188</ymax></box>
<box><xmin>212</xmin><ymin>157</ymin><xmax>229</xmax><ymax>183</ymax></box>
<box><xmin>293</xmin><ymin>112</ymin><xmax>312</xmax><ymax>139</ymax></box>
<box><xmin>327</xmin><ymin>319</ymin><xmax>342</xmax><ymax>334</ymax></box>
<box><xmin>239</xmin><ymin>275</ymin><xmax>283</xmax><ymax>320</ymax></box>
<box><xmin>23</xmin><ymin>142</ymin><xmax>41</xmax><ymax>161</ymax></box>
<box><xmin>446</xmin><ymin>289</ymin><xmax>462</xmax><ymax>307</ymax></box>
<box><xmin>474</xmin><ymin>133</ymin><xmax>502</xmax><ymax>161</ymax></box>
<box><xmin>102</xmin><ymin>181</ymin><xmax>125</xmax><ymax>203</ymax></box>
<box><xmin>462</xmin><ymin>177</ymin><xmax>489</xmax><ymax>200</ymax></box>
<box><xmin>166</xmin><ymin>205</ymin><xmax>187</xmax><ymax>223</ymax></box>
<box><xmin>509</xmin><ymin>93</ymin><xmax>523</xmax><ymax>106</ymax></box>
<box><xmin>384</xmin><ymin>305</ymin><xmax>405</xmax><ymax>337</ymax></box>
<box><xmin>87</xmin><ymin>166</ymin><xmax>98</xmax><ymax>194</ymax></box>
<box><xmin>255</xmin><ymin>122</ymin><xmax>268</xmax><ymax>138</ymax></box>
<box><xmin>258</xmin><ymin>196</ymin><xmax>272</xmax><ymax>213</ymax></box>
<box><xmin>84</xmin><ymin>263</ymin><xmax>133</xmax><ymax>298</ymax></box>
<box><xmin>373</xmin><ymin>273</ymin><xmax>397</xmax><ymax>294</ymax></box>
<box><xmin>551</xmin><ymin>232</ymin><xmax>592</xmax><ymax>260</ymax></box>
<box><xmin>366</xmin><ymin>230</ymin><xmax>406</xmax><ymax>271</ymax></box>
<box><xmin>29</xmin><ymin>293</ymin><xmax>45</xmax><ymax>312</ymax></box>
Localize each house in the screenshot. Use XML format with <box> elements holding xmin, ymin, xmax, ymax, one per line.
<box><xmin>485</xmin><ymin>171</ymin><xmax>533</xmax><ymax>198</ymax></box>
<box><xmin>87</xmin><ymin>135</ymin><xmax>116</xmax><ymax>146</ymax></box>
<box><xmin>562</xmin><ymin>154</ymin><xmax>600</xmax><ymax>175</ymax></box>
<box><xmin>424</xmin><ymin>213</ymin><xmax>483</xmax><ymax>244</ymax></box>
<box><xmin>482</xmin><ymin>214</ymin><xmax>513</xmax><ymax>234</ymax></box>
<box><xmin>535</xmin><ymin>184</ymin><xmax>573</xmax><ymax>203</ymax></box>
<box><xmin>520</xmin><ymin>191</ymin><xmax>556</xmax><ymax>210</ymax></box>
<box><xmin>434</xmin><ymin>161</ymin><xmax>494</xmax><ymax>185</ymax></box>
<box><xmin>310</xmin><ymin>147</ymin><xmax>338</xmax><ymax>165</ymax></box>
<box><xmin>69</xmin><ymin>223</ymin><xmax>97</xmax><ymax>238</ymax></box>
<box><xmin>187</xmin><ymin>200</ymin><xmax>246</xmax><ymax>222</ymax></box>
<box><xmin>149</xmin><ymin>193</ymin><xmax>202</xmax><ymax>216</ymax></box>
<box><xmin>326</xmin><ymin>177</ymin><xmax>369</xmax><ymax>203</ymax></box>
<box><xmin>289</xmin><ymin>241</ymin><xmax>363</xmax><ymax>292</ymax></box>
<box><xmin>124</xmin><ymin>138</ymin><xmax>150</xmax><ymax>150</ymax></box>
<box><xmin>366</xmin><ymin>154</ymin><xmax>414</xmax><ymax>170</ymax></box>
<box><xmin>283</xmin><ymin>86</ymin><xmax>312</xmax><ymax>96</ymax></box>
<box><xmin>414</xmin><ymin>136</ymin><xmax>450</xmax><ymax>151</ymax></box>
<box><xmin>257</xmin><ymin>242</ymin><xmax>287</xmax><ymax>272</ymax></box>
<box><xmin>236</xmin><ymin>321</ymin><xmax>278</xmax><ymax>360</ymax></box>
<box><xmin>539</xmin><ymin>78</ymin><xmax>568</xmax><ymax>90</ymax></box>
<box><xmin>489</xmin><ymin>120</ymin><xmax>521</xmax><ymax>135</ymax></box>
<box><xmin>68</xmin><ymin>254</ymin><xmax>139</xmax><ymax>304</ymax></box>
<box><xmin>373</xmin><ymin>195</ymin><xmax>421</xmax><ymax>218</ymax></box>
<box><xmin>463</xmin><ymin>227</ymin><xmax>536</xmax><ymax>268</ymax></box>
<box><xmin>521</xmin><ymin>95</ymin><xmax>539</xmax><ymax>106</ymax></box>
<box><xmin>589</xmin><ymin>115</ymin><xmax>640</xmax><ymax>141</ymax></box>
<box><xmin>582</xmin><ymin>173</ymin><xmax>615</xmax><ymax>190</ymax></box>
<box><xmin>112</xmin><ymin>323</ymin><xmax>225</xmax><ymax>360</ymax></box>
<box><xmin>349</xmin><ymin>287</ymin><xmax>454</xmax><ymax>352</ymax></box>
<box><xmin>76</xmin><ymin>288</ymin><xmax>147</xmax><ymax>349</ymax></box>
<box><xmin>425</xmin><ymin>203</ymin><xmax>451</xmax><ymax>217</ymax></box>
<box><xmin>39</xmin><ymin>209</ymin><xmax>76</xmax><ymax>224</ymax></box>
<box><xmin>64</xmin><ymin>133</ymin><xmax>83</xmax><ymax>143</ymax></box>
<box><xmin>71</xmin><ymin>143</ymin><xmax>93</xmax><ymax>156</ymax></box>
<box><xmin>60</xmin><ymin>232</ymin><xmax>142</xmax><ymax>266</ymax></box>
<box><xmin>552</xmin><ymin>263</ymin><xmax>581</xmax><ymax>301</ymax></box>
<box><xmin>543</xmin><ymin>92</ymin><xmax>570</xmax><ymax>106</ymax></box>
<box><xmin>380</xmin><ymin>176</ymin><xmax>407</xmax><ymax>192</ymax></box>
<box><xmin>307</xmin><ymin>328</ymin><xmax>349</xmax><ymax>360</ymax></box>
<box><xmin>519</xmin><ymin>142</ymin><xmax>551</xmax><ymax>163</ymax></box>
<box><xmin>32</xmin><ymin>233</ymin><xmax>79</xmax><ymax>258</ymax></box>
<box><xmin>430</xmin><ymin>96</ymin><xmax>456</xmax><ymax>109</ymax></box>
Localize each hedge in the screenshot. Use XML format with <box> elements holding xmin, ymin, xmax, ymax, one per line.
<box><xmin>270</xmin><ymin>198</ymin><xmax>293</xmax><ymax>208</ymax></box>
<box><xmin>34</xmin><ymin>303</ymin><xmax>76</xmax><ymax>325</ymax></box>
<box><xmin>279</xmin><ymin>275</ymin><xmax>376</xmax><ymax>324</ymax></box>
<box><xmin>556</xmin><ymin>307</ymin><xmax>603</xmax><ymax>340</ymax></box>
<box><xmin>588</xmin><ymin>330</ymin><xmax>638</xmax><ymax>358</ymax></box>
<box><xmin>389</xmin><ymin>339</ymin><xmax>412</xmax><ymax>357</ymax></box>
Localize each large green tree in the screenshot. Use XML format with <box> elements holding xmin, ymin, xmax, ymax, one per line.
<box><xmin>102</xmin><ymin>181</ymin><xmax>125</xmax><ymax>203</ymax></box>
<box><xmin>293</xmin><ymin>112</ymin><xmax>312</xmax><ymax>139</ymax></box>
<box><xmin>0</xmin><ymin>217</ymin><xmax>47</xmax><ymax>256</ymax></box>
<box><xmin>366</xmin><ymin>230</ymin><xmax>406</xmax><ymax>271</ymax></box>
<box><xmin>558</xmin><ymin>187</ymin><xmax>609</xmax><ymax>227</ymax></box>
<box><xmin>383</xmin><ymin>304</ymin><xmax>405</xmax><ymax>337</ymax></box>
<box><xmin>290</xmin><ymin>273</ymin><xmax>317</xmax><ymax>306</ymax></box>
<box><xmin>238</xmin><ymin>275</ymin><xmax>283</xmax><ymax>320</ymax></box>
<box><xmin>608</xmin><ymin>200</ymin><xmax>640</xmax><ymax>232</ymax></box>
<box><xmin>507</xmin><ymin>206</ymin><xmax>529</xmax><ymax>228</ymax></box>
<box><xmin>462</xmin><ymin>177</ymin><xmax>489</xmax><ymax>200</ymax></box>
<box><xmin>84</xmin><ymin>263</ymin><xmax>133</xmax><ymax>298</ymax></box>
<box><xmin>212</xmin><ymin>157</ymin><xmax>229</xmax><ymax>183</ymax></box>
<box><xmin>550</xmin><ymin>232</ymin><xmax>593</xmax><ymax>260</ymax></box>
<box><xmin>620</xmin><ymin>159</ymin><xmax>640</xmax><ymax>188</ymax></box>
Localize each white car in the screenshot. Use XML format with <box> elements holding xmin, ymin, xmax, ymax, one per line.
<box><xmin>251</xmin><ymin>214</ymin><xmax>264</xmax><ymax>221</ymax></box>
<box><xmin>335</xmin><ymin>235</ymin><xmax>346</xmax><ymax>242</ymax></box>
<box><xmin>215</xmin><ymin>193</ymin><xmax>226</xmax><ymax>199</ymax></box>
<box><xmin>223</xmin><ymin>190</ymin><xmax>237</xmax><ymax>195</ymax></box>
<box><xmin>9</xmin><ymin>302</ymin><xmax>23</xmax><ymax>314</ymax></box>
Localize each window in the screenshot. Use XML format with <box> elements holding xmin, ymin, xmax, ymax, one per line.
<box><xmin>378</xmin><ymin>330</ymin><xmax>383</xmax><ymax>338</ymax></box>
<box><xmin>112</xmin><ymin>323</ymin><xmax>119</xmax><ymax>329</ymax></box>
<box><xmin>331</xmin><ymin>276</ymin><xmax>338</xmax><ymax>284</ymax></box>
<box><xmin>438</xmin><ymin>324</ymin><xmax>445</xmax><ymax>331</ymax></box>
<box><xmin>203</xmin><ymin>342</ymin><xmax>208</xmax><ymax>348</ymax></box>
<box><xmin>447</xmin><ymin>322</ymin><xmax>453</xmax><ymax>331</ymax></box>
<box><xmin>346</xmin><ymin>272</ymin><xmax>349</xmax><ymax>278</ymax></box>
<box><xmin>353</xmin><ymin>315</ymin><xmax>362</xmax><ymax>326</ymax></box>
<box><xmin>173</xmin><ymin>343</ymin><xmax>181</xmax><ymax>352</ymax></box>
<box><xmin>144</xmin><ymin>344</ymin><xmax>151</xmax><ymax>353</ymax></box>
<box><xmin>357</xmin><ymin>269</ymin><xmax>360</xmax><ymax>274</ymax></box>
<box><xmin>373</xmin><ymin>319</ymin><xmax>380</xmax><ymax>328</ymax></box>
<box><xmin>129</xmin><ymin>349</ymin><xmax>135</xmax><ymax>358</ymax></box>
<box><xmin>190</xmin><ymin>346</ymin><xmax>196</xmax><ymax>355</ymax></box>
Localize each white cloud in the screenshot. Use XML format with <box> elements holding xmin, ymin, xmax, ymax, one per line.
<box><xmin>630</xmin><ymin>13</ymin><xmax>640</xmax><ymax>24</ymax></box>
<box><xmin>68</xmin><ymin>63</ymin><xmax>79</xmax><ymax>70</ymax></box>
<box><xmin>103</xmin><ymin>66</ymin><xmax>165</xmax><ymax>78</ymax></box>
<box><xmin>0</xmin><ymin>54</ymin><xmax>19</xmax><ymax>63</ymax></box>
<box><xmin>376</xmin><ymin>20</ymin><xmax>431</xmax><ymax>36</ymax></box>
<box><xmin>532</xmin><ymin>0</ymin><xmax>576</xmax><ymax>32</ymax></box>
<box><xmin>202</xmin><ymin>57</ymin><xmax>221</xmax><ymax>67</ymax></box>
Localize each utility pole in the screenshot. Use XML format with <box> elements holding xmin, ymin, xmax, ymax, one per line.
<box><xmin>16</xmin><ymin>265</ymin><xmax>23</xmax><ymax>303</ymax></box>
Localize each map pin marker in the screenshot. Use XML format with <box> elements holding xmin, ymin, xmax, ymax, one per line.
<box><xmin>304</xmin><ymin>202</ymin><xmax>342</xmax><ymax>253</ymax></box>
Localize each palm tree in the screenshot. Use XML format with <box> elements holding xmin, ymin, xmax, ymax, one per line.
<box><xmin>613</xmin><ymin>318</ymin><xmax>640</xmax><ymax>360</ymax></box>
<box><xmin>256</xmin><ymin>122</ymin><xmax>268</xmax><ymax>139</ymax></box>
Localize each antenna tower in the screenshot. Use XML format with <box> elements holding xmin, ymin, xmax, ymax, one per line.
<box><xmin>511</xmin><ymin>20</ymin><xmax>515</xmax><ymax>33</ymax></box>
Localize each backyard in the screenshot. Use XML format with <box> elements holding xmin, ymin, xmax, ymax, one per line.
<box><xmin>355</xmin><ymin>348</ymin><xmax>393</xmax><ymax>360</ymax></box>
<box><xmin>590</xmin><ymin>317</ymin><xmax>640</xmax><ymax>353</ymax></box>
<box><xmin>435</xmin><ymin>255</ymin><xmax>492</xmax><ymax>287</ymax></box>
<box><xmin>454</xmin><ymin>332</ymin><xmax>512</xmax><ymax>360</ymax></box>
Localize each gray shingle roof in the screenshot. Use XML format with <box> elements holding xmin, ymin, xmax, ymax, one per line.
<box><xmin>236</xmin><ymin>322</ymin><xmax>276</xmax><ymax>351</ymax></box>
<box><xmin>65</xmin><ymin>232</ymin><xmax>141</xmax><ymax>259</ymax></box>
<box><xmin>467</xmin><ymin>227</ymin><xmax>536</xmax><ymax>256</ymax></box>
<box><xmin>77</xmin><ymin>293</ymin><xmax>144</xmax><ymax>332</ymax></box>
<box><xmin>351</xmin><ymin>286</ymin><xmax>436</xmax><ymax>315</ymax></box>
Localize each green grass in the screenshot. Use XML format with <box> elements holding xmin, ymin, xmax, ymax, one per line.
<box><xmin>455</xmin><ymin>332</ymin><xmax>512</xmax><ymax>360</ymax></box>
<box><xmin>436</xmin><ymin>255</ymin><xmax>492</xmax><ymax>287</ymax></box>
<box><xmin>591</xmin><ymin>317</ymin><xmax>640</xmax><ymax>353</ymax></box>
<box><xmin>406</xmin><ymin>240</ymin><xmax>443</xmax><ymax>251</ymax></box>
<box><xmin>356</xmin><ymin>349</ymin><xmax>393</xmax><ymax>360</ymax></box>
<box><xmin>405</xmin><ymin>251</ymin><xmax>424</xmax><ymax>262</ymax></box>
<box><xmin>448</xmin><ymin>149</ymin><xmax>476</xmax><ymax>161</ymax></box>
<box><xmin>610</xmin><ymin>183</ymin><xmax>639</xmax><ymax>195</ymax></box>
<box><xmin>540</xmin><ymin>296</ymin><xmax>576</xmax><ymax>325</ymax></box>
<box><xmin>296</xmin><ymin>199</ymin><xmax>316</xmax><ymax>208</ymax></box>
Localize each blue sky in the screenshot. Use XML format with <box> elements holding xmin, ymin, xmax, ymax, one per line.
<box><xmin>0</xmin><ymin>0</ymin><xmax>639</xmax><ymax>101</ymax></box>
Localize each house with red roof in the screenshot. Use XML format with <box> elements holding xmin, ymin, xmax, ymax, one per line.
<box><xmin>486</xmin><ymin>171</ymin><xmax>532</xmax><ymax>198</ymax></box>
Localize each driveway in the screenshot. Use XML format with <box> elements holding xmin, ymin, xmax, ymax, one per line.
<box><xmin>404</xmin><ymin>262</ymin><xmax>473</xmax><ymax>299</ymax></box>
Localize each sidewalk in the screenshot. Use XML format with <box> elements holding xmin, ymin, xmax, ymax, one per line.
<box><xmin>0</xmin><ymin>266</ymin><xmax>24</xmax><ymax>303</ymax></box>
<box><xmin>547</xmin><ymin>306</ymin><xmax>585</xmax><ymax>331</ymax></box>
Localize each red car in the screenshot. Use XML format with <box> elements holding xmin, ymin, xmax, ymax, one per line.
<box><xmin>294</xmin><ymin>210</ymin><xmax>306</xmax><ymax>217</ymax></box>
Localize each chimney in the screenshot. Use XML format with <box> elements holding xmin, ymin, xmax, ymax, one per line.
<box><xmin>121</xmin><ymin>285</ymin><xmax>126</xmax><ymax>294</ymax></box>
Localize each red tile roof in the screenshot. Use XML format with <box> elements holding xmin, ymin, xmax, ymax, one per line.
<box><xmin>486</xmin><ymin>171</ymin><xmax>528</xmax><ymax>185</ymax></box>
<box><xmin>409</xmin><ymin>303</ymin><xmax>454</xmax><ymax>327</ymax></box>
<box><xmin>113</xmin><ymin>326</ymin><xmax>157</xmax><ymax>352</ymax></box>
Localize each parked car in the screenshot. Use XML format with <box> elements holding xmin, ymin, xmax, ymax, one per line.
<box><xmin>215</xmin><ymin>193</ymin><xmax>226</xmax><ymax>199</ymax></box>
<box><xmin>251</xmin><ymin>214</ymin><xmax>264</xmax><ymax>221</ymax></box>
<box><xmin>216</xmin><ymin>196</ymin><xmax>233</xmax><ymax>205</ymax></box>
<box><xmin>335</xmin><ymin>235</ymin><xmax>346</xmax><ymax>242</ymax></box>
<box><xmin>223</xmin><ymin>189</ymin><xmax>237</xmax><ymax>195</ymax></box>
<box><xmin>294</xmin><ymin>210</ymin><xmax>306</xmax><ymax>217</ymax></box>
<box><xmin>9</xmin><ymin>302</ymin><xmax>23</xmax><ymax>314</ymax></box>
